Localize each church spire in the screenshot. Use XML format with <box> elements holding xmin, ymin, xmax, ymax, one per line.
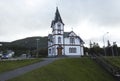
<box><xmin>54</xmin><ymin>7</ymin><xmax>63</xmax><ymax>23</ymax></box>
<box><xmin>51</xmin><ymin>7</ymin><xmax>64</xmax><ymax>27</ymax></box>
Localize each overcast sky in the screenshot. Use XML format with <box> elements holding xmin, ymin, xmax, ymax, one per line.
<box><xmin>0</xmin><ymin>0</ymin><xmax>120</xmax><ymax>47</ymax></box>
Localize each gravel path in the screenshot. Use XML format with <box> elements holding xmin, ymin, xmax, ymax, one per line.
<box><xmin>0</xmin><ymin>58</ymin><xmax>59</xmax><ymax>81</ymax></box>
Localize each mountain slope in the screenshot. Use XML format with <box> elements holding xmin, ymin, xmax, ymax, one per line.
<box><xmin>11</xmin><ymin>36</ymin><xmax>48</xmax><ymax>49</ymax></box>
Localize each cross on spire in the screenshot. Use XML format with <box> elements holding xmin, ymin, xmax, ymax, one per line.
<box><xmin>71</xmin><ymin>27</ymin><xmax>73</xmax><ymax>31</ymax></box>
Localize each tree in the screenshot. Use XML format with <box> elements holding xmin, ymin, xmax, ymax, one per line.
<box><xmin>89</xmin><ymin>42</ymin><xmax>103</xmax><ymax>55</ymax></box>
<box><xmin>112</xmin><ymin>42</ymin><xmax>118</xmax><ymax>56</ymax></box>
<box><xmin>106</xmin><ymin>40</ymin><xmax>112</xmax><ymax>56</ymax></box>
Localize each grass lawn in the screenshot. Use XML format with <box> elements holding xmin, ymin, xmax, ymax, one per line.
<box><xmin>8</xmin><ymin>57</ymin><xmax>115</xmax><ymax>81</ymax></box>
<box><xmin>104</xmin><ymin>56</ymin><xmax>120</xmax><ymax>68</ymax></box>
<box><xmin>0</xmin><ymin>58</ymin><xmax>42</xmax><ymax>73</ymax></box>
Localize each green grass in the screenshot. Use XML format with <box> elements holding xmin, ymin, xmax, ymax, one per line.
<box><xmin>104</xmin><ymin>56</ymin><xmax>120</xmax><ymax>68</ymax></box>
<box><xmin>0</xmin><ymin>58</ymin><xmax>42</xmax><ymax>73</ymax></box>
<box><xmin>8</xmin><ymin>57</ymin><xmax>115</xmax><ymax>81</ymax></box>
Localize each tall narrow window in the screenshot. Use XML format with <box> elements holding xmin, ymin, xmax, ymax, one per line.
<box><xmin>49</xmin><ymin>49</ymin><xmax>51</xmax><ymax>54</ymax></box>
<box><xmin>70</xmin><ymin>37</ymin><xmax>75</xmax><ymax>44</ymax></box>
<box><xmin>52</xmin><ymin>48</ymin><xmax>55</xmax><ymax>54</ymax></box>
<box><xmin>69</xmin><ymin>48</ymin><xmax>71</xmax><ymax>53</ymax></box>
<box><xmin>58</xmin><ymin>37</ymin><xmax>61</xmax><ymax>43</ymax></box>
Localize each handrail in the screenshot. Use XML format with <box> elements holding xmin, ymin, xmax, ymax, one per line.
<box><xmin>90</xmin><ymin>54</ymin><xmax>120</xmax><ymax>80</ymax></box>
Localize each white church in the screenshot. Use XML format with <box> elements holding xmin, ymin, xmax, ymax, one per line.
<box><xmin>48</xmin><ymin>7</ymin><xmax>84</xmax><ymax>57</ymax></box>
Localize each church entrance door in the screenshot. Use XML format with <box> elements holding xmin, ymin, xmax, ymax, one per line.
<box><xmin>58</xmin><ymin>48</ymin><xmax>62</xmax><ymax>56</ymax></box>
<box><xmin>57</xmin><ymin>45</ymin><xmax>63</xmax><ymax>56</ymax></box>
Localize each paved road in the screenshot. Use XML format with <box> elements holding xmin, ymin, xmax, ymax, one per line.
<box><xmin>0</xmin><ymin>57</ymin><xmax>35</xmax><ymax>61</ymax></box>
<box><xmin>0</xmin><ymin>58</ymin><xmax>59</xmax><ymax>81</ymax></box>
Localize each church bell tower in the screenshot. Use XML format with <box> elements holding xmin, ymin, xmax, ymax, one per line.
<box><xmin>51</xmin><ymin>7</ymin><xmax>64</xmax><ymax>56</ymax></box>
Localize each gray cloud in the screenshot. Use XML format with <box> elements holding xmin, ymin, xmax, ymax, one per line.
<box><xmin>59</xmin><ymin>0</ymin><xmax>120</xmax><ymax>27</ymax></box>
<box><xmin>0</xmin><ymin>0</ymin><xmax>120</xmax><ymax>46</ymax></box>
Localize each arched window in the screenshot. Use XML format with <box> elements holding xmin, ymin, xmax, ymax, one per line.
<box><xmin>58</xmin><ymin>37</ymin><xmax>61</xmax><ymax>43</ymax></box>
<box><xmin>70</xmin><ymin>37</ymin><xmax>75</xmax><ymax>44</ymax></box>
<box><xmin>49</xmin><ymin>49</ymin><xmax>51</xmax><ymax>54</ymax></box>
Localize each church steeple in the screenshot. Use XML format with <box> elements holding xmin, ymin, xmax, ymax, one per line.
<box><xmin>51</xmin><ymin>7</ymin><xmax>64</xmax><ymax>27</ymax></box>
<box><xmin>54</xmin><ymin>7</ymin><xmax>63</xmax><ymax>24</ymax></box>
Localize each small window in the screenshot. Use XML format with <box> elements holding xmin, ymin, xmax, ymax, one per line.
<box><xmin>58</xmin><ymin>37</ymin><xmax>61</xmax><ymax>43</ymax></box>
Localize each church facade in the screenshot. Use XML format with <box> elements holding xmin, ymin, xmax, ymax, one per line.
<box><xmin>48</xmin><ymin>7</ymin><xmax>84</xmax><ymax>57</ymax></box>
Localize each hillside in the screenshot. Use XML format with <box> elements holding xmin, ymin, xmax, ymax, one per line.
<box><xmin>11</xmin><ymin>36</ymin><xmax>48</xmax><ymax>49</ymax></box>
<box><xmin>0</xmin><ymin>42</ymin><xmax>11</xmax><ymax>46</ymax></box>
<box><xmin>1</xmin><ymin>36</ymin><xmax>48</xmax><ymax>49</ymax></box>
<box><xmin>0</xmin><ymin>36</ymin><xmax>48</xmax><ymax>56</ymax></box>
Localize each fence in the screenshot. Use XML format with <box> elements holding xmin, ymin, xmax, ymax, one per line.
<box><xmin>90</xmin><ymin>54</ymin><xmax>120</xmax><ymax>81</ymax></box>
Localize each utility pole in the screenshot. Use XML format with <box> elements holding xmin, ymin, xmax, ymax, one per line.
<box><xmin>36</xmin><ymin>38</ymin><xmax>39</xmax><ymax>58</ymax></box>
<box><xmin>111</xmin><ymin>45</ymin><xmax>114</xmax><ymax>57</ymax></box>
<box><xmin>103</xmin><ymin>32</ymin><xmax>109</xmax><ymax>56</ymax></box>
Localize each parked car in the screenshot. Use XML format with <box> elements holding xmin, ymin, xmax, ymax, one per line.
<box><xmin>1</xmin><ymin>55</ymin><xmax>9</xmax><ymax>59</ymax></box>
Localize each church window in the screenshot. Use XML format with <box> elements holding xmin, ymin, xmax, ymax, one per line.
<box><xmin>69</xmin><ymin>48</ymin><xmax>72</xmax><ymax>53</ymax></box>
<box><xmin>69</xmin><ymin>48</ymin><xmax>77</xmax><ymax>53</ymax></box>
<box><xmin>70</xmin><ymin>37</ymin><xmax>75</xmax><ymax>44</ymax></box>
<box><xmin>52</xmin><ymin>48</ymin><xmax>55</xmax><ymax>54</ymax></box>
<box><xmin>58</xmin><ymin>30</ymin><xmax>61</xmax><ymax>34</ymax></box>
<box><xmin>49</xmin><ymin>49</ymin><xmax>51</xmax><ymax>54</ymax></box>
<box><xmin>58</xmin><ymin>37</ymin><xmax>61</xmax><ymax>43</ymax></box>
<box><xmin>57</xmin><ymin>23</ymin><xmax>61</xmax><ymax>30</ymax></box>
<box><xmin>73</xmin><ymin>48</ymin><xmax>77</xmax><ymax>53</ymax></box>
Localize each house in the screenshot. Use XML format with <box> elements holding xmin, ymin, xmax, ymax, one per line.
<box><xmin>48</xmin><ymin>7</ymin><xmax>84</xmax><ymax>57</ymax></box>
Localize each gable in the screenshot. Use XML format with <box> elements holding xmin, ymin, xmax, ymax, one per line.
<box><xmin>64</xmin><ymin>31</ymin><xmax>84</xmax><ymax>44</ymax></box>
<box><xmin>64</xmin><ymin>31</ymin><xmax>77</xmax><ymax>37</ymax></box>
<box><xmin>69</xmin><ymin>31</ymin><xmax>77</xmax><ymax>37</ymax></box>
